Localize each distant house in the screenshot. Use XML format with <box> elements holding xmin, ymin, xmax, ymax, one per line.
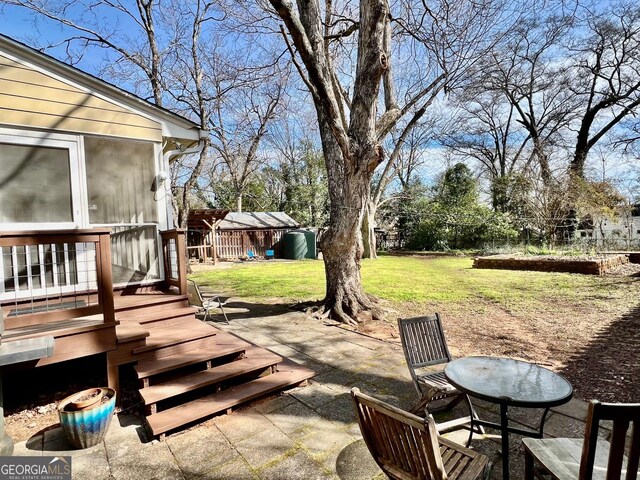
<box><xmin>577</xmin><ymin>204</ymin><xmax>640</xmax><ymax>246</ymax></box>
<box><xmin>187</xmin><ymin>211</ymin><xmax>299</xmax><ymax>260</ymax></box>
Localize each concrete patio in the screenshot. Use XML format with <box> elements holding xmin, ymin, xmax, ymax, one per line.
<box><xmin>12</xmin><ymin>300</ymin><xmax>603</xmax><ymax>479</ymax></box>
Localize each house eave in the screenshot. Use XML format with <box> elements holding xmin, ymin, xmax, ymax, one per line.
<box><xmin>0</xmin><ymin>34</ymin><xmax>205</xmax><ymax>142</ymax></box>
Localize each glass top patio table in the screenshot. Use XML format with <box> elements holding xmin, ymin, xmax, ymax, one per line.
<box><xmin>445</xmin><ymin>356</ymin><xmax>573</xmax><ymax>480</ymax></box>
<box><xmin>445</xmin><ymin>356</ymin><xmax>573</xmax><ymax>407</ymax></box>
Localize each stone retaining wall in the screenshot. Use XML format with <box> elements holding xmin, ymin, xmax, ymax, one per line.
<box><xmin>473</xmin><ymin>254</ymin><xmax>629</xmax><ymax>275</ymax></box>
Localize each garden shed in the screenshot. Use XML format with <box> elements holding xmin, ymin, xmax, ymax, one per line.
<box><xmin>214</xmin><ymin>211</ymin><xmax>299</xmax><ymax>259</ymax></box>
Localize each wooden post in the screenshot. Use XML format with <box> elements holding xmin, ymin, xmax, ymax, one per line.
<box><xmin>202</xmin><ymin>232</ymin><xmax>208</xmax><ymax>263</ymax></box>
<box><xmin>96</xmin><ymin>231</ymin><xmax>115</xmax><ymax>324</ymax></box>
<box><xmin>212</xmin><ymin>226</ymin><xmax>218</xmax><ymax>265</ymax></box>
<box><xmin>106</xmin><ymin>356</ymin><xmax>119</xmax><ymax>397</ymax></box>
<box><xmin>175</xmin><ymin>229</ymin><xmax>188</xmax><ymax>295</ymax></box>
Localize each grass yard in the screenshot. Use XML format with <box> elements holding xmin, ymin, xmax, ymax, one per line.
<box><xmin>191</xmin><ymin>254</ymin><xmax>640</xmax><ymax>402</ymax></box>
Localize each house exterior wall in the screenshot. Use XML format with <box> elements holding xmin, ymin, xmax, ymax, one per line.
<box><xmin>0</xmin><ymin>53</ymin><xmax>162</xmax><ymax>141</ymax></box>
<box><xmin>0</xmin><ymin>36</ymin><xmax>202</xmax><ymax>294</ymax></box>
<box><xmin>585</xmin><ymin>214</ymin><xmax>640</xmax><ymax>240</ymax></box>
<box><xmin>577</xmin><ymin>208</ymin><xmax>640</xmax><ymax>247</ymax></box>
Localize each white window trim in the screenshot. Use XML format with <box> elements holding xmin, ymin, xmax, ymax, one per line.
<box><xmin>0</xmin><ymin>127</ymin><xmax>168</xmax><ymax>287</ymax></box>
<box><xmin>0</xmin><ymin>127</ymin><xmax>83</xmax><ymax>230</ymax></box>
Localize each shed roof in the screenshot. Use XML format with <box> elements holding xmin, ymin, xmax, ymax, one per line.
<box><xmin>218</xmin><ymin>212</ymin><xmax>300</xmax><ymax>231</ymax></box>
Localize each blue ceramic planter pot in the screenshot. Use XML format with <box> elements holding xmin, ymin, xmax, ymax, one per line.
<box><xmin>58</xmin><ymin>388</ymin><xmax>116</xmax><ymax>449</ymax></box>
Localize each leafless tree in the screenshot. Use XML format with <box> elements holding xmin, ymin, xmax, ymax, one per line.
<box><xmin>268</xmin><ymin>0</ymin><xmax>507</xmax><ymax>324</ymax></box>
<box><xmin>483</xmin><ymin>14</ymin><xmax>578</xmax><ymax>187</ymax></box>
<box><xmin>4</xmin><ymin>0</ymin><xmax>167</xmax><ymax>105</ymax></box>
<box><xmin>362</xmin><ymin>125</ymin><xmax>431</xmax><ymax>258</ymax></box>
<box><xmin>568</xmin><ymin>2</ymin><xmax>640</xmax><ymax>179</ymax></box>
<box><xmin>162</xmin><ymin>0</ymin><xmax>222</xmax><ymax>227</ymax></box>
<box><xmin>210</xmin><ymin>81</ymin><xmax>285</xmax><ymax>212</ymax></box>
<box><xmin>444</xmin><ymin>90</ymin><xmax>531</xmax><ymax>212</ymax></box>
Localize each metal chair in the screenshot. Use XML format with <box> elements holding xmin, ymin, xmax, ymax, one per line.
<box><xmin>398</xmin><ymin>314</ymin><xmax>482</xmax><ymax>436</ymax></box>
<box><xmin>351</xmin><ymin>387</ymin><xmax>490</xmax><ymax>480</ymax></box>
<box><xmin>523</xmin><ymin>400</ymin><xmax>640</xmax><ymax>479</ymax></box>
<box><xmin>186</xmin><ymin>279</ymin><xmax>230</xmax><ymax>324</ymax></box>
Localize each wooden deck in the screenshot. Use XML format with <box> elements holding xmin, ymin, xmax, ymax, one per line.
<box><xmin>2</xmin><ymin>286</ymin><xmax>314</xmax><ymax>437</ymax></box>
<box><xmin>110</xmin><ymin>287</ymin><xmax>315</xmax><ymax>437</ymax></box>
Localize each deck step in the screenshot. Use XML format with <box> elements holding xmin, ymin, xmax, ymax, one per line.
<box><xmin>119</xmin><ymin>306</ymin><xmax>198</xmax><ymax>325</ymax></box>
<box><xmin>115</xmin><ymin>294</ymin><xmax>189</xmax><ymax>316</ymax></box>
<box><xmin>116</xmin><ymin>321</ymin><xmax>150</xmax><ymax>344</ymax></box>
<box><xmin>135</xmin><ymin>331</ymin><xmax>250</xmax><ymax>379</ymax></box>
<box><xmin>146</xmin><ymin>364</ymin><xmax>315</xmax><ymax>436</ymax></box>
<box><xmin>132</xmin><ymin>320</ymin><xmax>217</xmax><ymax>354</ymax></box>
<box><xmin>139</xmin><ymin>347</ymin><xmax>283</xmax><ymax>405</ymax></box>
<box><xmin>133</xmin><ymin>332</ymin><xmax>245</xmax><ymax>362</ymax></box>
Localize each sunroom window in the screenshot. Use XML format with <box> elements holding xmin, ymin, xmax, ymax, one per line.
<box><xmin>0</xmin><ymin>142</ymin><xmax>73</xmax><ymax>223</ymax></box>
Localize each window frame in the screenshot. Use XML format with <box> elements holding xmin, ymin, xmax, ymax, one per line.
<box><xmin>0</xmin><ymin>128</ymin><xmax>84</xmax><ymax>230</ymax></box>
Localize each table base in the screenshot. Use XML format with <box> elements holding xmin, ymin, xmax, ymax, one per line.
<box><xmin>468</xmin><ymin>406</ymin><xmax>551</xmax><ymax>480</ymax></box>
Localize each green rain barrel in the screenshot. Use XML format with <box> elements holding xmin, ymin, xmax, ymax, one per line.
<box><xmin>282</xmin><ymin>229</ymin><xmax>316</xmax><ymax>260</ymax></box>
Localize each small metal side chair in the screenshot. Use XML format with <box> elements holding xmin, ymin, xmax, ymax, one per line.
<box><xmin>523</xmin><ymin>400</ymin><xmax>640</xmax><ymax>480</ymax></box>
<box><xmin>398</xmin><ymin>314</ymin><xmax>482</xmax><ymax>435</ymax></box>
<box><xmin>352</xmin><ymin>387</ymin><xmax>490</xmax><ymax>480</ymax></box>
<box><xmin>186</xmin><ymin>279</ymin><xmax>230</xmax><ymax>324</ymax></box>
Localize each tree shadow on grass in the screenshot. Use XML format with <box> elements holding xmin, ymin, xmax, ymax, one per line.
<box><xmin>559</xmin><ymin>304</ymin><xmax>640</xmax><ymax>403</ymax></box>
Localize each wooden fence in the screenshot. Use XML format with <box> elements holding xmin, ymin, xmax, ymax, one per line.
<box><xmin>216</xmin><ymin>229</ymin><xmax>285</xmax><ymax>259</ymax></box>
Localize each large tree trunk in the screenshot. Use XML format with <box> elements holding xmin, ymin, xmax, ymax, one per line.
<box><xmin>532</xmin><ymin>137</ymin><xmax>552</xmax><ymax>187</ymax></box>
<box><xmin>320</xmin><ymin>179</ymin><xmax>382</xmax><ymax>325</ymax></box>
<box><xmin>316</xmin><ymin>111</ymin><xmax>383</xmax><ymax>326</ymax></box>
<box><xmin>269</xmin><ymin>0</ymin><xmax>387</xmax><ymax>325</ymax></box>
<box><xmin>361</xmin><ymin>200</ymin><xmax>378</xmax><ymax>259</ymax></box>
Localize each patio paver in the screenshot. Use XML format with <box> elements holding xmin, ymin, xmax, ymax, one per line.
<box><xmin>9</xmin><ymin>300</ymin><xmax>597</xmax><ymax>479</ymax></box>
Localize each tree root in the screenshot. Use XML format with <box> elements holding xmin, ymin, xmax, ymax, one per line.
<box><xmin>299</xmin><ymin>293</ymin><xmax>388</xmax><ymax>327</ymax></box>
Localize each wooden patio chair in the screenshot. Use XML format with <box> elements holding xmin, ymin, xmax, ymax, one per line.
<box><xmin>351</xmin><ymin>387</ymin><xmax>490</xmax><ymax>480</ymax></box>
<box><xmin>398</xmin><ymin>314</ymin><xmax>480</xmax><ymax>418</ymax></box>
<box><xmin>523</xmin><ymin>400</ymin><xmax>640</xmax><ymax>480</ymax></box>
<box><xmin>186</xmin><ymin>279</ymin><xmax>230</xmax><ymax>324</ymax></box>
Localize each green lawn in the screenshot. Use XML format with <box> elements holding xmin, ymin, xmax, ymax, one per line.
<box><xmin>191</xmin><ymin>254</ymin><xmax>640</xmax><ymax>402</ymax></box>
<box><xmin>190</xmin><ymin>255</ymin><xmax>631</xmax><ymax>312</ymax></box>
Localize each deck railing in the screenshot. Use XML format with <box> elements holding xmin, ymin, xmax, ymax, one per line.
<box><xmin>160</xmin><ymin>229</ymin><xmax>187</xmax><ymax>295</ymax></box>
<box><xmin>0</xmin><ymin>229</ymin><xmax>115</xmax><ymax>328</ymax></box>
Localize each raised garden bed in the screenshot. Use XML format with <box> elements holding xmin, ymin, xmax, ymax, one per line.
<box><xmin>473</xmin><ymin>254</ymin><xmax>629</xmax><ymax>275</ymax></box>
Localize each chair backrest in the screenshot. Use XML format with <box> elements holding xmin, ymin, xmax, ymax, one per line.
<box><xmin>398</xmin><ymin>314</ymin><xmax>452</xmax><ymax>370</ymax></box>
<box><xmin>266</xmin><ymin>249</ymin><xmax>274</xmax><ymax>257</ymax></box>
<box><xmin>579</xmin><ymin>400</ymin><xmax>640</xmax><ymax>480</ymax></box>
<box><xmin>351</xmin><ymin>387</ymin><xmax>446</xmax><ymax>480</ymax></box>
<box><xmin>247</xmin><ymin>250</ymin><xmax>255</xmax><ymax>258</ymax></box>
<box><xmin>186</xmin><ymin>279</ymin><xmax>204</xmax><ymax>308</ymax></box>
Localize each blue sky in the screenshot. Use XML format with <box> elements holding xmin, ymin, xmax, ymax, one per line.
<box><xmin>1</xmin><ymin>3</ymin><xmax>140</xmax><ymax>92</ymax></box>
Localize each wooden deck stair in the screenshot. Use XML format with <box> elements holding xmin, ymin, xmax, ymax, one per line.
<box><xmin>112</xmin><ymin>291</ymin><xmax>314</xmax><ymax>437</ymax></box>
